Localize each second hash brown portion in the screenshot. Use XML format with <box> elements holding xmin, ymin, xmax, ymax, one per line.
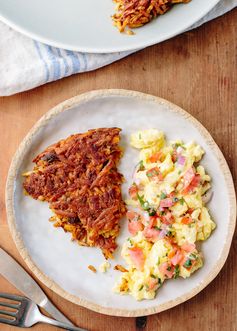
<box><xmin>23</xmin><ymin>128</ymin><xmax>126</xmax><ymax>258</ymax></box>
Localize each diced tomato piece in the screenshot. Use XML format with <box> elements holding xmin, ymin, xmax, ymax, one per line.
<box><xmin>171</xmin><ymin>250</ymin><xmax>184</xmax><ymax>266</ymax></box>
<box><xmin>149</xmin><ymin>152</ymin><xmax>163</xmax><ymax>163</ymax></box>
<box><xmin>168</xmin><ymin>249</ymin><xmax>176</xmax><ymax>259</ymax></box>
<box><xmin>143</xmin><ymin>227</ymin><xmax>160</xmax><ymax>242</ymax></box>
<box><xmin>167</xmin><ymin>192</ymin><xmax>175</xmax><ymax>199</ymax></box>
<box><xmin>183</xmin><ymin>168</ymin><xmax>195</xmax><ymax>187</ymax></box>
<box><xmin>160</xmin><ymin>198</ymin><xmax>173</xmax><ymax>208</ymax></box>
<box><xmin>182</xmin><ymin>167</ymin><xmax>200</xmax><ymax>194</ymax></box>
<box><xmin>128</xmin><ymin>220</ymin><xmax>144</xmax><ymax>236</ymax></box>
<box><xmin>126</xmin><ymin>210</ymin><xmax>138</xmax><ymax>222</ymax></box>
<box><xmin>181</xmin><ymin>243</ymin><xmax>196</xmax><ymax>253</ymax></box>
<box><xmin>160</xmin><ymin>211</ymin><xmax>174</xmax><ymax>225</ymax></box>
<box><xmin>159</xmin><ymin>262</ymin><xmax>173</xmax><ymax>279</ymax></box>
<box><xmin>182</xmin><ymin>174</ymin><xmax>201</xmax><ymax>194</ymax></box>
<box><xmin>127</xmin><ymin>211</ymin><xmax>144</xmax><ymax>236</ymax></box>
<box><xmin>147</xmin><ymin>216</ymin><xmax>157</xmax><ymax>228</ymax></box>
<box><xmin>128</xmin><ymin>184</ymin><xmax>138</xmax><ymax>200</ymax></box>
<box><xmin>181</xmin><ymin>217</ymin><xmax>193</xmax><ymax>225</ymax></box>
<box><xmin>129</xmin><ymin>247</ymin><xmax>145</xmax><ymax>270</ymax></box>
<box><xmin>147</xmin><ymin>277</ymin><xmax>158</xmax><ymax>290</ymax></box>
<box><xmin>146</xmin><ymin>167</ymin><xmax>163</xmax><ymax>182</ymax></box>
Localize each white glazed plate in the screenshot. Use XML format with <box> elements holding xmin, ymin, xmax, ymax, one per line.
<box><xmin>6</xmin><ymin>90</ymin><xmax>236</xmax><ymax>317</ymax></box>
<box><xmin>0</xmin><ymin>0</ymin><xmax>220</xmax><ymax>53</ymax></box>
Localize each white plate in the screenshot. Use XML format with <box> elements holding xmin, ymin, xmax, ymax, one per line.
<box><xmin>6</xmin><ymin>90</ymin><xmax>236</xmax><ymax>317</ymax></box>
<box><xmin>0</xmin><ymin>0</ymin><xmax>220</xmax><ymax>53</ymax></box>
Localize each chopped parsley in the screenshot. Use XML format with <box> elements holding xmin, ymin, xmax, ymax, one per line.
<box><xmin>154</xmin><ymin>226</ymin><xmax>162</xmax><ymax>231</ymax></box>
<box><xmin>137</xmin><ymin>194</ymin><xmax>156</xmax><ymax>216</ymax></box>
<box><xmin>138</xmin><ymin>133</ymin><xmax>142</xmax><ymax>140</ymax></box>
<box><xmin>138</xmin><ymin>160</ymin><xmax>145</xmax><ymax>171</ymax></box>
<box><xmin>158</xmin><ymin>278</ymin><xmax>162</xmax><ymax>285</ymax></box>
<box><xmin>139</xmin><ymin>285</ymin><xmax>144</xmax><ymax>291</ymax></box>
<box><xmin>173</xmin><ymin>142</ymin><xmax>186</xmax><ymax>149</ymax></box>
<box><xmin>184</xmin><ymin>259</ymin><xmax>192</xmax><ymax>268</ymax></box>
<box><xmin>174</xmin><ymin>266</ymin><xmax>180</xmax><ymax>279</ymax></box>
<box><xmin>148</xmin><ymin>209</ymin><xmax>157</xmax><ymax>216</ymax></box>
<box><xmin>179</xmin><ymin>197</ymin><xmax>185</xmax><ymax>205</ymax></box>
<box><xmin>146</xmin><ymin>168</ymin><xmax>159</xmax><ymax>178</ymax></box>
<box><xmin>151</xmin><ymin>274</ymin><xmax>157</xmax><ymax>279</ymax></box>
<box><xmin>189</xmin><ymin>253</ymin><xmax>197</xmax><ymax>260</ymax></box>
<box><xmin>160</xmin><ymin>192</ymin><xmax>167</xmax><ymax>200</ymax></box>
<box><xmin>173</xmin><ymin>197</ymin><xmax>179</xmax><ymax>203</ymax></box>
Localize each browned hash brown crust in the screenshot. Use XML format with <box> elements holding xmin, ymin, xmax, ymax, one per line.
<box><xmin>112</xmin><ymin>0</ymin><xmax>190</xmax><ymax>33</ymax></box>
<box><xmin>23</xmin><ymin>128</ymin><xmax>126</xmax><ymax>258</ymax></box>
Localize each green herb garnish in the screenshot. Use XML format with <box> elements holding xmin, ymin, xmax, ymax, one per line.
<box><xmin>160</xmin><ymin>192</ymin><xmax>167</xmax><ymax>200</ymax></box>
<box><xmin>137</xmin><ymin>194</ymin><xmax>156</xmax><ymax>215</ymax></box>
<box><xmin>174</xmin><ymin>266</ymin><xmax>180</xmax><ymax>279</ymax></box>
<box><xmin>146</xmin><ymin>168</ymin><xmax>159</xmax><ymax>178</ymax></box>
<box><xmin>184</xmin><ymin>259</ymin><xmax>192</xmax><ymax>268</ymax></box>
<box><xmin>148</xmin><ymin>209</ymin><xmax>157</xmax><ymax>216</ymax></box>
<box><xmin>138</xmin><ymin>160</ymin><xmax>145</xmax><ymax>171</ymax></box>
<box><xmin>167</xmin><ymin>266</ymin><xmax>172</xmax><ymax>271</ymax></box>
<box><xmin>179</xmin><ymin>197</ymin><xmax>185</xmax><ymax>205</ymax></box>
<box><xmin>139</xmin><ymin>285</ymin><xmax>144</xmax><ymax>291</ymax></box>
<box><xmin>151</xmin><ymin>274</ymin><xmax>156</xmax><ymax>279</ymax></box>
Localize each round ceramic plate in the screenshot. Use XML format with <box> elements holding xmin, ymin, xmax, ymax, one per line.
<box><xmin>6</xmin><ymin>90</ymin><xmax>236</xmax><ymax>317</ymax></box>
<box><xmin>0</xmin><ymin>0</ymin><xmax>220</xmax><ymax>53</ymax></box>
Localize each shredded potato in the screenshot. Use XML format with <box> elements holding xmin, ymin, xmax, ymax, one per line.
<box><xmin>112</xmin><ymin>0</ymin><xmax>191</xmax><ymax>33</ymax></box>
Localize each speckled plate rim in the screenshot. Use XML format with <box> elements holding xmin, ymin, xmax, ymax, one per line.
<box><xmin>5</xmin><ymin>89</ymin><xmax>236</xmax><ymax>317</ymax></box>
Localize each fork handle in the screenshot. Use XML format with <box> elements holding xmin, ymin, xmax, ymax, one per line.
<box><xmin>38</xmin><ymin>314</ymin><xmax>88</xmax><ymax>331</ymax></box>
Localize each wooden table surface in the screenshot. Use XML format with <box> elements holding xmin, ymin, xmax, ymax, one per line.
<box><xmin>0</xmin><ymin>9</ymin><xmax>236</xmax><ymax>331</ymax></box>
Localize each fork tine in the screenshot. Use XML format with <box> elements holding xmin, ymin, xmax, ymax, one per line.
<box><xmin>0</xmin><ymin>293</ymin><xmax>22</xmax><ymax>302</ymax></box>
<box><xmin>0</xmin><ymin>309</ymin><xmax>17</xmax><ymax>317</ymax></box>
<box><xmin>0</xmin><ymin>316</ymin><xmax>17</xmax><ymax>325</ymax></box>
<box><xmin>0</xmin><ymin>301</ymin><xmax>20</xmax><ymax>309</ymax></box>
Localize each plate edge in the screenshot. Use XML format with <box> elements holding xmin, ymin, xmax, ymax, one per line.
<box><xmin>5</xmin><ymin>89</ymin><xmax>236</xmax><ymax>317</ymax></box>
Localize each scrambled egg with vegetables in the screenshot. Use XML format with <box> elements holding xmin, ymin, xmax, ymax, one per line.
<box><xmin>114</xmin><ymin>129</ymin><xmax>216</xmax><ymax>301</ymax></box>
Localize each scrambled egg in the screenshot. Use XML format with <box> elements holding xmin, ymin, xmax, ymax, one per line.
<box><xmin>99</xmin><ymin>261</ymin><xmax>111</xmax><ymax>273</ymax></box>
<box><xmin>114</xmin><ymin>129</ymin><xmax>216</xmax><ymax>300</ymax></box>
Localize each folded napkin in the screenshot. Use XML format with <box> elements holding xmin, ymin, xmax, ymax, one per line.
<box><xmin>0</xmin><ymin>0</ymin><xmax>236</xmax><ymax>96</ymax></box>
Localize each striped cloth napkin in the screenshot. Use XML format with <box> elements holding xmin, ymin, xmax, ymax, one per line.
<box><xmin>0</xmin><ymin>0</ymin><xmax>236</xmax><ymax>96</ymax></box>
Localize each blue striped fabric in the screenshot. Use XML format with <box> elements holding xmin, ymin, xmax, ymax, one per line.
<box><xmin>0</xmin><ymin>0</ymin><xmax>236</xmax><ymax>95</ymax></box>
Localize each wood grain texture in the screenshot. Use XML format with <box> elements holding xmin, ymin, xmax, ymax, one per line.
<box><xmin>0</xmin><ymin>8</ymin><xmax>236</xmax><ymax>331</ymax></box>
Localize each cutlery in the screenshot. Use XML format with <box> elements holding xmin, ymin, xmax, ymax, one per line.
<box><xmin>0</xmin><ymin>247</ymin><xmax>72</xmax><ymax>325</ymax></box>
<box><xmin>0</xmin><ymin>292</ymin><xmax>86</xmax><ymax>330</ymax></box>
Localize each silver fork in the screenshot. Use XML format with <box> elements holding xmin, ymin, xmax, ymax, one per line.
<box><xmin>0</xmin><ymin>293</ymin><xmax>87</xmax><ymax>330</ymax></box>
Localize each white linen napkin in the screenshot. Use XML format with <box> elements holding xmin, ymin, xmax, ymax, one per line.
<box><xmin>0</xmin><ymin>0</ymin><xmax>236</xmax><ymax>96</ymax></box>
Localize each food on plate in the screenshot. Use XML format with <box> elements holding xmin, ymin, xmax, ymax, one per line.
<box><xmin>114</xmin><ymin>264</ymin><xmax>128</xmax><ymax>272</ymax></box>
<box><xmin>114</xmin><ymin>129</ymin><xmax>216</xmax><ymax>300</ymax></box>
<box><xmin>112</xmin><ymin>0</ymin><xmax>191</xmax><ymax>33</ymax></box>
<box><xmin>88</xmin><ymin>265</ymin><xmax>97</xmax><ymax>273</ymax></box>
<box><xmin>99</xmin><ymin>261</ymin><xmax>111</xmax><ymax>273</ymax></box>
<box><xmin>23</xmin><ymin>128</ymin><xmax>126</xmax><ymax>259</ymax></box>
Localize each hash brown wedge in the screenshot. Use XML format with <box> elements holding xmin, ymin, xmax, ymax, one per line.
<box><xmin>23</xmin><ymin>128</ymin><xmax>126</xmax><ymax>258</ymax></box>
